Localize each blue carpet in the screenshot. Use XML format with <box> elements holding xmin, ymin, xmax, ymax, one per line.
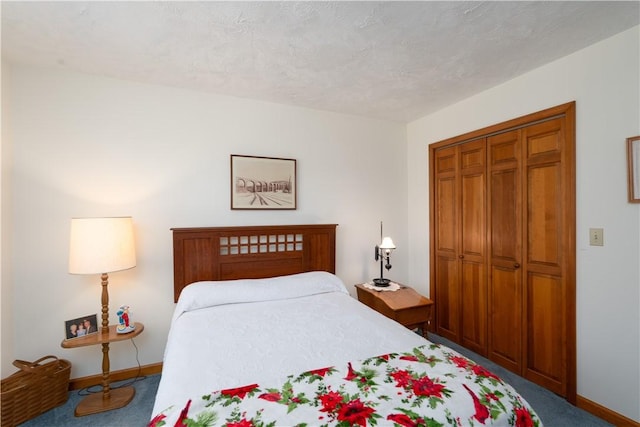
<box><xmin>19</xmin><ymin>335</ymin><xmax>612</xmax><ymax>426</ymax></box>
<box><xmin>19</xmin><ymin>375</ymin><xmax>159</xmax><ymax>427</ymax></box>
<box><xmin>427</xmin><ymin>334</ymin><xmax>613</xmax><ymax>427</ymax></box>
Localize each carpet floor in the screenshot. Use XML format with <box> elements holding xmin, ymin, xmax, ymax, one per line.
<box><xmin>428</xmin><ymin>334</ymin><xmax>613</xmax><ymax>427</ymax></box>
<box><xmin>19</xmin><ymin>334</ymin><xmax>612</xmax><ymax>426</ymax></box>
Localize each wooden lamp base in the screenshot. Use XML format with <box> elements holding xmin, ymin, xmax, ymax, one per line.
<box><xmin>74</xmin><ymin>386</ymin><xmax>135</xmax><ymax>417</ymax></box>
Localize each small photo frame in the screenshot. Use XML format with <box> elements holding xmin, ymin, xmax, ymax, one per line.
<box><xmin>65</xmin><ymin>314</ymin><xmax>98</xmax><ymax>340</ymax></box>
<box><xmin>627</xmin><ymin>136</ymin><xmax>640</xmax><ymax>203</ymax></box>
<box><xmin>230</xmin><ymin>155</ymin><xmax>297</xmax><ymax>210</ymax></box>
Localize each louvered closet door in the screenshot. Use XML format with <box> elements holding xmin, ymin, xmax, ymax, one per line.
<box><xmin>488</xmin><ymin>129</ymin><xmax>523</xmax><ymax>374</ymax></box>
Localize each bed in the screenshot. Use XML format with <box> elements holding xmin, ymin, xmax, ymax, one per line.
<box><xmin>150</xmin><ymin>224</ymin><xmax>541</xmax><ymax>426</ymax></box>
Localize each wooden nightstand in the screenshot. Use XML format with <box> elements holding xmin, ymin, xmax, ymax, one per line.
<box><xmin>355</xmin><ymin>284</ymin><xmax>433</xmax><ymax>338</ymax></box>
<box><xmin>61</xmin><ymin>322</ymin><xmax>144</xmax><ymax>416</ymax></box>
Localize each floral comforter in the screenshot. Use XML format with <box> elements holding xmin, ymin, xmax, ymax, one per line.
<box><xmin>149</xmin><ymin>343</ymin><xmax>541</xmax><ymax>427</ymax></box>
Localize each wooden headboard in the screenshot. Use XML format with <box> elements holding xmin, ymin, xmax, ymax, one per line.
<box><xmin>171</xmin><ymin>224</ymin><xmax>337</xmax><ymax>302</ymax></box>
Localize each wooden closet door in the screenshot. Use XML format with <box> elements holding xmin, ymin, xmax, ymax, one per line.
<box><xmin>487</xmin><ymin>130</ymin><xmax>523</xmax><ymax>373</ymax></box>
<box><xmin>459</xmin><ymin>140</ymin><xmax>487</xmax><ymax>355</ymax></box>
<box><xmin>430</xmin><ymin>102</ymin><xmax>575</xmax><ymax>404</ymax></box>
<box><xmin>433</xmin><ymin>145</ymin><xmax>460</xmax><ymax>342</ymax></box>
<box><xmin>433</xmin><ymin>139</ymin><xmax>487</xmax><ymax>354</ymax></box>
<box><xmin>522</xmin><ymin>117</ymin><xmax>573</xmax><ymax>398</ymax></box>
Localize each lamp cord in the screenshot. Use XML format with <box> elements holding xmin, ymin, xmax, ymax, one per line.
<box><xmin>77</xmin><ymin>338</ymin><xmax>145</xmax><ymax>396</ymax></box>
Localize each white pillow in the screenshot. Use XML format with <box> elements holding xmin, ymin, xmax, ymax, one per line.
<box><xmin>171</xmin><ymin>271</ymin><xmax>347</xmax><ymax>323</ymax></box>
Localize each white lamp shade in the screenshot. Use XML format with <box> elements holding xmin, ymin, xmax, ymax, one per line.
<box><xmin>379</xmin><ymin>237</ymin><xmax>396</xmax><ymax>250</ymax></box>
<box><xmin>69</xmin><ymin>217</ymin><xmax>136</xmax><ymax>275</ymax></box>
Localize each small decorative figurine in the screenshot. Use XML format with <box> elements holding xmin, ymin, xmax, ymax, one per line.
<box><xmin>116</xmin><ymin>305</ymin><xmax>135</xmax><ymax>334</ymax></box>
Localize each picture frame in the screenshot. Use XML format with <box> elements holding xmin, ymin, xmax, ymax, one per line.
<box><xmin>230</xmin><ymin>155</ymin><xmax>297</xmax><ymax>210</ymax></box>
<box><xmin>628</xmin><ymin>136</ymin><xmax>640</xmax><ymax>203</ymax></box>
<box><xmin>64</xmin><ymin>314</ymin><xmax>98</xmax><ymax>340</ymax></box>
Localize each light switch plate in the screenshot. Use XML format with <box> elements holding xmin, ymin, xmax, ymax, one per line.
<box><xmin>589</xmin><ymin>228</ymin><xmax>604</xmax><ymax>246</ymax></box>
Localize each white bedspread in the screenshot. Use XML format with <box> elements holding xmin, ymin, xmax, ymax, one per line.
<box><xmin>151</xmin><ymin>272</ymin><xmax>426</xmax><ymax>417</ymax></box>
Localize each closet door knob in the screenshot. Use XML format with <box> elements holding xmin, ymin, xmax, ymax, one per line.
<box><xmin>514</xmin><ymin>263</ymin><xmax>521</xmax><ymax>269</ymax></box>
<box><xmin>458</xmin><ymin>254</ymin><xmax>464</xmax><ymax>259</ymax></box>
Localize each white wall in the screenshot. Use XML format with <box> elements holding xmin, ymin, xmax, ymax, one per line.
<box><xmin>1</xmin><ymin>64</ymin><xmax>408</xmax><ymax>379</ymax></box>
<box><xmin>407</xmin><ymin>26</ymin><xmax>640</xmax><ymax>422</ymax></box>
<box><xmin>1</xmin><ymin>59</ymin><xmax>16</xmax><ymax>377</ymax></box>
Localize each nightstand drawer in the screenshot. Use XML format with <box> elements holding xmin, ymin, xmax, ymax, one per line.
<box><xmin>355</xmin><ymin>283</ymin><xmax>433</xmax><ymax>337</ymax></box>
<box><xmin>393</xmin><ymin>305</ymin><xmax>431</xmax><ymax>327</ymax></box>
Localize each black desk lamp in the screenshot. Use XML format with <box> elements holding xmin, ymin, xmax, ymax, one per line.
<box><xmin>373</xmin><ymin>236</ymin><xmax>396</xmax><ymax>287</ymax></box>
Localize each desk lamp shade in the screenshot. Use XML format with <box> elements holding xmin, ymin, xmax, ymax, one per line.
<box><xmin>379</xmin><ymin>237</ymin><xmax>396</xmax><ymax>250</ymax></box>
<box><xmin>69</xmin><ymin>217</ymin><xmax>136</xmax><ymax>275</ymax></box>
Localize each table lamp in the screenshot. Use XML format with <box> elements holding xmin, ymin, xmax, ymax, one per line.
<box><xmin>373</xmin><ymin>222</ymin><xmax>396</xmax><ymax>287</ymax></box>
<box><xmin>68</xmin><ymin>216</ymin><xmax>136</xmax><ymax>415</ymax></box>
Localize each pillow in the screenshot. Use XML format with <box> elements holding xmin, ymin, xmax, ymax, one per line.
<box><xmin>172</xmin><ymin>271</ymin><xmax>348</xmax><ymax>323</ymax></box>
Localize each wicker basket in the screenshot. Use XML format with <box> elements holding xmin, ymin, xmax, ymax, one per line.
<box><xmin>1</xmin><ymin>355</ymin><xmax>71</xmax><ymax>427</ymax></box>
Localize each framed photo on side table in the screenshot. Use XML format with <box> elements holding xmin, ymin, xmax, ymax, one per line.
<box><xmin>628</xmin><ymin>136</ymin><xmax>640</xmax><ymax>203</ymax></box>
<box><xmin>230</xmin><ymin>155</ymin><xmax>297</xmax><ymax>210</ymax></box>
<box><xmin>64</xmin><ymin>314</ymin><xmax>98</xmax><ymax>340</ymax></box>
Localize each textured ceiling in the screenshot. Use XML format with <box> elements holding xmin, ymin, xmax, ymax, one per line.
<box><xmin>2</xmin><ymin>1</ymin><xmax>639</xmax><ymax>123</ymax></box>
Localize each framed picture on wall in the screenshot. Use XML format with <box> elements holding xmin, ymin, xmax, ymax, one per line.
<box><xmin>64</xmin><ymin>314</ymin><xmax>98</xmax><ymax>340</ymax></box>
<box><xmin>230</xmin><ymin>155</ymin><xmax>297</xmax><ymax>210</ymax></box>
<box><xmin>628</xmin><ymin>136</ymin><xmax>640</xmax><ymax>203</ymax></box>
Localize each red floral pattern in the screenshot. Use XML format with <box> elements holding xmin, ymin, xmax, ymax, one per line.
<box><xmin>220</xmin><ymin>384</ymin><xmax>258</xmax><ymax>399</ymax></box>
<box><xmin>149</xmin><ymin>344</ymin><xmax>542</xmax><ymax>427</ymax></box>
